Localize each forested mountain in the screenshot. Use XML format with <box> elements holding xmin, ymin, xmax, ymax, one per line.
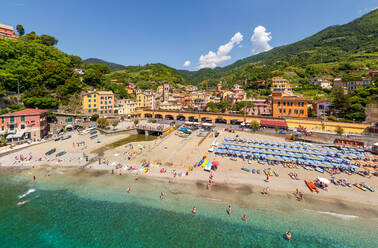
<box><xmin>103</xmin><ymin>63</ymin><xmax>185</xmax><ymax>90</ymax></box>
<box><xmin>84</xmin><ymin>58</ymin><xmax>124</xmax><ymax>71</ymax></box>
<box><xmin>178</xmin><ymin>9</ymin><xmax>378</xmax><ymax>85</ymax></box>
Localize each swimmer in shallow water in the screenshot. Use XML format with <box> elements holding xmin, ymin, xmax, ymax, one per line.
<box><xmin>160</xmin><ymin>192</ymin><xmax>165</xmax><ymax>200</ymax></box>
<box><xmin>285</xmin><ymin>231</ymin><xmax>292</xmax><ymax>240</ymax></box>
<box><xmin>192</xmin><ymin>207</ymin><xmax>197</xmax><ymax>214</ymax></box>
<box><xmin>242</xmin><ymin>215</ymin><xmax>247</xmax><ymax>222</ymax></box>
<box><xmin>126</xmin><ymin>187</ymin><xmax>131</xmax><ymax>193</ymax></box>
<box><xmin>227</xmin><ymin>205</ymin><xmax>231</xmax><ymax>215</ymax></box>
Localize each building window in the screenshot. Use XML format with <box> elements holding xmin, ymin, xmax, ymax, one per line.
<box><xmin>300</xmin><ymin>110</ymin><xmax>304</xmax><ymax>114</ymax></box>
<box><xmin>283</xmin><ymin>102</ymin><xmax>286</xmax><ymax>106</ymax></box>
<box><xmin>88</xmin><ymin>95</ymin><xmax>91</xmax><ymax>97</ymax></box>
<box><xmin>101</xmin><ymin>101</ymin><xmax>103</xmax><ymax>104</ymax></box>
<box><xmin>100</xmin><ymin>111</ymin><xmax>103</xmax><ymax>114</ymax></box>
<box><xmin>94</xmin><ymin>99</ymin><xmax>96</xmax><ymax>102</ymax></box>
<box><xmin>101</xmin><ymin>97</ymin><xmax>104</xmax><ymax>99</ymax></box>
<box><xmin>295</xmin><ymin>110</ymin><xmax>298</xmax><ymax>114</ymax></box>
<box><xmin>88</xmin><ymin>104</ymin><xmax>91</xmax><ymax>107</ymax></box>
<box><xmin>88</xmin><ymin>109</ymin><xmax>91</xmax><ymax>113</ymax></box>
<box><xmin>1</xmin><ymin>126</ymin><xmax>3</xmax><ymax>131</ymax></box>
<box><xmin>94</xmin><ymin>94</ymin><xmax>96</xmax><ymax>97</ymax></box>
<box><xmin>283</xmin><ymin>109</ymin><xmax>286</xmax><ymax>113</ymax></box>
<box><xmin>278</xmin><ymin>102</ymin><xmax>280</xmax><ymax>106</ymax></box>
<box><xmin>21</xmin><ymin>124</ymin><xmax>25</xmax><ymax>129</ymax></box>
<box><xmin>1</xmin><ymin>117</ymin><xmax>3</xmax><ymax>123</ymax></box>
<box><xmin>93</xmin><ymin>109</ymin><xmax>97</xmax><ymax>112</ymax></box>
<box><xmin>94</xmin><ymin>104</ymin><xmax>96</xmax><ymax>107</ymax></box>
<box><xmin>21</xmin><ymin>116</ymin><xmax>25</xmax><ymax>121</ymax></box>
<box><xmin>10</xmin><ymin>116</ymin><xmax>14</xmax><ymax>123</ymax></box>
<box><xmin>288</xmin><ymin>109</ymin><xmax>291</xmax><ymax>114</ymax></box>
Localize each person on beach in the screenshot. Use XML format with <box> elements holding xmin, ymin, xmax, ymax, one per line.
<box><xmin>127</xmin><ymin>187</ymin><xmax>131</xmax><ymax>193</ymax></box>
<box><xmin>299</xmin><ymin>192</ymin><xmax>303</xmax><ymax>201</ymax></box>
<box><xmin>227</xmin><ymin>205</ymin><xmax>231</xmax><ymax>215</ymax></box>
<box><xmin>160</xmin><ymin>192</ymin><xmax>165</xmax><ymax>200</ymax></box>
<box><xmin>266</xmin><ymin>175</ymin><xmax>269</xmax><ymax>182</ymax></box>
<box><xmin>33</xmin><ymin>176</ymin><xmax>36</xmax><ymax>182</ymax></box>
<box><xmin>243</xmin><ymin>215</ymin><xmax>247</xmax><ymax>222</ymax></box>
<box><xmin>192</xmin><ymin>207</ymin><xmax>197</xmax><ymax>214</ymax></box>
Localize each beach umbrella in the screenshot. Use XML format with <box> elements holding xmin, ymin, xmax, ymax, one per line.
<box><xmin>317</xmin><ymin>177</ymin><xmax>330</xmax><ymax>184</ymax></box>
<box><xmin>212</xmin><ymin>161</ymin><xmax>219</xmax><ymax>166</ymax></box>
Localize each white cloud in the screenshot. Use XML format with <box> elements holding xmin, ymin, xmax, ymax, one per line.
<box><xmin>198</xmin><ymin>32</ymin><xmax>243</xmax><ymax>69</ymax></box>
<box><xmin>183</xmin><ymin>60</ymin><xmax>191</xmax><ymax>67</ymax></box>
<box><xmin>250</xmin><ymin>25</ymin><xmax>272</xmax><ymax>54</ymax></box>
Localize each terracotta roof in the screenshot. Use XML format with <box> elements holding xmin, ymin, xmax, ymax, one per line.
<box><xmin>0</xmin><ymin>109</ymin><xmax>47</xmax><ymax>117</ymax></box>
<box><xmin>313</xmin><ymin>99</ymin><xmax>331</xmax><ymax>105</ymax></box>
<box><xmin>260</xmin><ymin>120</ymin><xmax>288</xmax><ymax>128</ymax></box>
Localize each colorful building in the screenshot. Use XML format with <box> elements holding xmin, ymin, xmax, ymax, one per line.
<box><xmin>271</xmin><ymin>77</ymin><xmax>289</xmax><ymax>91</ymax></box>
<box><xmin>82</xmin><ymin>90</ymin><xmax>114</xmax><ymax>115</ymax></box>
<box><xmin>136</xmin><ymin>93</ymin><xmax>152</xmax><ymax>109</ymax></box>
<box><xmin>312</xmin><ymin>99</ymin><xmax>333</xmax><ymax>118</ymax></box>
<box><xmin>333</xmin><ymin>78</ymin><xmax>372</xmax><ymax>93</ymax></box>
<box><xmin>271</xmin><ymin>92</ymin><xmax>308</xmax><ymax>118</ymax></box>
<box><xmin>114</xmin><ymin>99</ymin><xmax>136</xmax><ymax>116</ymax></box>
<box><xmin>245</xmin><ymin>100</ymin><xmax>271</xmax><ymax>115</ymax></box>
<box><xmin>0</xmin><ymin>24</ymin><xmax>19</xmax><ymax>39</ymax></box>
<box><xmin>0</xmin><ymin>109</ymin><xmax>47</xmax><ymax>142</ymax></box>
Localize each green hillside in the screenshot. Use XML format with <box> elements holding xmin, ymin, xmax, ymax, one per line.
<box><xmin>179</xmin><ymin>9</ymin><xmax>378</xmax><ymax>85</ymax></box>
<box><xmin>0</xmin><ymin>33</ymin><xmax>84</xmax><ymax>111</ymax></box>
<box><xmin>104</xmin><ymin>63</ymin><xmax>185</xmax><ymax>90</ymax></box>
<box><xmin>84</xmin><ymin>58</ymin><xmax>124</xmax><ymax>71</ymax></box>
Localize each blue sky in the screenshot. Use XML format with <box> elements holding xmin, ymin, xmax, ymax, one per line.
<box><xmin>1</xmin><ymin>0</ymin><xmax>377</xmax><ymax>70</ymax></box>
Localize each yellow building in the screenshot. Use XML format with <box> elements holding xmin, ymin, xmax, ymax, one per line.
<box><xmin>82</xmin><ymin>91</ymin><xmax>114</xmax><ymax>115</ymax></box>
<box><xmin>136</xmin><ymin>93</ymin><xmax>152</xmax><ymax>109</ymax></box>
<box><xmin>272</xmin><ymin>77</ymin><xmax>289</xmax><ymax>90</ymax></box>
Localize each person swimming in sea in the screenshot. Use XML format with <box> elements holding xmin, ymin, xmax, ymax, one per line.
<box><xmin>127</xmin><ymin>187</ymin><xmax>131</xmax><ymax>193</ymax></box>
<box><xmin>242</xmin><ymin>215</ymin><xmax>247</xmax><ymax>222</ymax></box>
<box><xmin>160</xmin><ymin>192</ymin><xmax>165</xmax><ymax>200</ymax></box>
<box><xmin>192</xmin><ymin>207</ymin><xmax>197</xmax><ymax>214</ymax></box>
<box><xmin>285</xmin><ymin>231</ymin><xmax>292</xmax><ymax>240</ymax></box>
<box><xmin>227</xmin><ymin>205</ymin><xmax>231</xmax><ymax>215</ymax></box>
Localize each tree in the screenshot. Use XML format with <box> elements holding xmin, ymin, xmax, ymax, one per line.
<box><xmin>331</xmin><ymin>87</ymin><xmax>350</xmax><ymax>118</ymax></box>
<box><xmin>134</xmin><ymin>119</ymin><xmax>139</xmax><ymax>125</ymax></box>
<box><xmin>90</xmin><ymin>114</ymin><xmax>99</xmax><ymax>121</ymax></box>
<box><xmin>16</xmin><ymin>24</ymin><xmax>25</xmax><ymax>36</ymax></box>
<box><xmin>111</xmin><ymin>120</ymin><xmax>119</xmax><ymax>129</ymax></box>
<box><xmin>83</xmin><ymin>68</ymin><xmax>103</xmax><ymax>86</ymax></box>
<box><xmin>97</xmin><ymin>118</ymin><xmax>109</xmax><ymax>128</ymax></box>
<box><xmin>0</xmin><ymin>136</ymin><xmax>7</xmax><ymax>147</ymax></box>
<box><xmin>150</xmin><ymin>119</ymin><xmax>157</xmax><ymax>123</ymax></box>
<box><xmin>274</xmin><ymin>126</ymin><xmax>279</xmax><ymax>133</ymax></box>
<box><xmin>46</xmin><ymin>111</ymin><xmax>57</xmax><ymax>122</ymax></box>
<box><xmin>39</xmin><ymin>34</ymin><xmax>58</xmax><ymax>46</ymax></box>
<box><xmin>250</xmin><ymin>120</ymin><xmax>260</xmax><ymax>132</ymax></box>
<box><xmin>335</xmin><ymin>126</ymin><xmax>344</xmax><ymax>135</ymax></box>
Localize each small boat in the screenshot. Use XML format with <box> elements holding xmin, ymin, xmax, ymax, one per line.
<box><xmin>241</xmin><ymin>167</ymin><xmax>250</xmax><ymax>172</ymax></box>
<box><xmin>90</xmin><ymin>134</ymin><xmax>98</xmax><ymax>139</ymax></box>
<box><xmin>257</xmin><ymin>170</ymin><xmax>261</xmax><ymax>174</ymax></box>
<box><xmin>274</xmin><ymin>170</ymin><xmax>279</xmax><ymax>177</ymax></box>
<box><xmin>18</xmin><ymin>189</ymin><xmax>36</xmax><ymax>199</ymax></box>
<box><xmin>305</xmin><ymin>180</ymin><xmax>319</xmax><ymax>193</ymax></box>
<box><xmin>354</xmin><ymin>183</ymin><xmax>366</xmax><ymax>191</ymax></box>
<box><xmin>360</xmin><ymin>183</ymin><xmax>375</xmax><ymax>192</ymax></box>
<box><xmin>45</xmin><ymin>148</ymin><xmax>56</xmax><ymax>156</ymax></box>
<box><xmin>56</xmin><ymin>151</ymin><xmax>66</xmax><ymax>157</ymax></box>
<box><xmin>252</xmin><ymin>169</ymin><xmax>256</xmax><ymax>174</ymax></box>
<box><xmin>17</xmin><ymin>200</ymin><xmax>30</xmax><ymax>206</ymax></box>
<box><xmin>315</xmin><ymin>167</ymin><xmax>324</xmax><ymax>173</ymax></box>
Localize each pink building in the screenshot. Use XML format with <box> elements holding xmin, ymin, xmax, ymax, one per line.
<box><xmin>0</xmin><ymin>109</ymin><xmax>48</xmax><ymax>142</ymax></box>
<box><xmin>245</xmin><ymin>100</ymin><xmax>271</xmax><ymax>115</ymax></box>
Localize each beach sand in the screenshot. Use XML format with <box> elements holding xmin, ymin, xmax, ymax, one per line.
<box><xmin>1</xmin><ymin>128</ymin><xmax>377</xmax><ymax>219</ymax></box>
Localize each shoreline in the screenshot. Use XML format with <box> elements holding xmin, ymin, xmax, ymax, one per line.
<box><xmin>2</xmin><ymin>165</ymin><xmax>378</xmax><ymax>221</ymax></box>
<box><xmin>1</xmin><ymin>129</ymin><xmax>377</xmax><ymax>221</ymax></box>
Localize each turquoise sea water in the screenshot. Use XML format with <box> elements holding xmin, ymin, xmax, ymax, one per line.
<box><xmin>0</xmin><ymin>173</ymin><xmax>377</xmax><ymax>248</ymax></box>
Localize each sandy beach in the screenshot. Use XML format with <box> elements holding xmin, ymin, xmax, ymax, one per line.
<box><xmin>1</xmin><ymin>127</ymin><xmax>377</xmax><ymax>221</ymax></box>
